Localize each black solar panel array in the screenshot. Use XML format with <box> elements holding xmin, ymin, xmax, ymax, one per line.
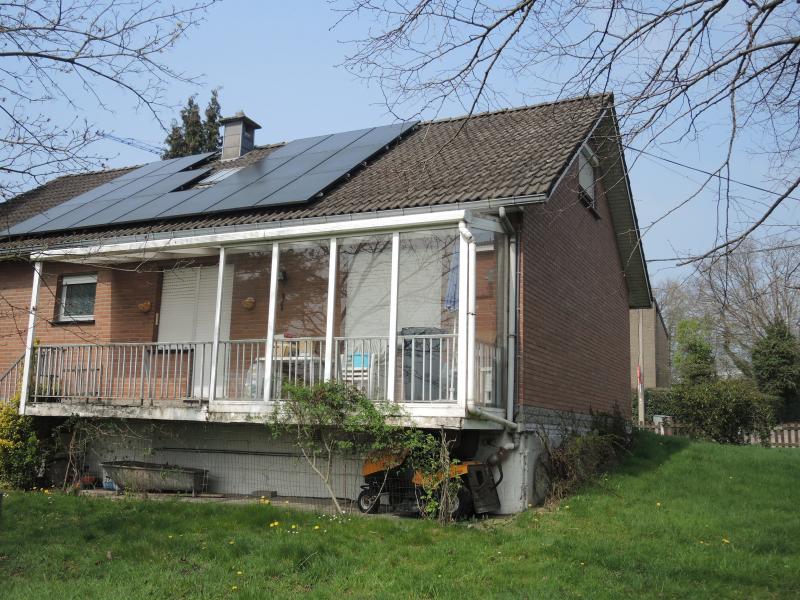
<box><xmin>8</xmin><ymin>121</ymin><xmax>417</xmax><ymax>236</ymax></box>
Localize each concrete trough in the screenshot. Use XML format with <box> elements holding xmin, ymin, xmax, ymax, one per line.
<box><xmin>101</xmin><ymin>460</ymin><xmax>208</xmax><ymax>495</ymax></box>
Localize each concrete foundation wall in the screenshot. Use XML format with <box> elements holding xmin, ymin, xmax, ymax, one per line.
<box><xmin>85</xmin><ymin>421</ymin><xmax>364</xmax><ymax>500</ymax></box>
<box><xmin>76</xmin><ymin>418</ymin><xmax>561</xmax><ymax>515</ymax></box>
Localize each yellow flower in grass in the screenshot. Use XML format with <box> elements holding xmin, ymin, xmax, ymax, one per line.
<box><xmin>231</xmin><ymin>585</ymin><xmax>238</xmax><ymax>591</ymax></box>
<box><xmin>656</xmin><ymin>502</ymin><xmax>661</xmax><ymax>507</ymax></box>
<box><xmin>314</xmin><ymin>525</ymin><xmax>320</xmax><ymax>530</ymax></box>
<box><xmin>722</xmin><ymin>538</ymin><xmax>730</xmax><ymax>544</ymax></box>
<box><xmin>236</xmin><ymin>571</ymin><xmax>243</xmax><ymax>576</ymax></box>
<box><xmin>229</xmin><ymin>540</ymin><xmax>235</xmax><ymax>545</ymax></box>
<box><xmin>291</xmin><ymin>524</ymin><xmax>297</xmax><ymax>529</ymax></box>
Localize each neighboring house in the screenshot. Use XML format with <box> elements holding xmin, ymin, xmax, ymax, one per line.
<box><xmin>630</xmin><ymin>305</ymin><xmax>671</xmax><ymax>390</ymax></box>
<box><xmin>0</xmin><ymin>94</ymin><xmax>652</xmax><ymax>513</ymax></box>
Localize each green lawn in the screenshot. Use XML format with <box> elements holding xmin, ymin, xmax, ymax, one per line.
<box><xmin>1</xmin><ymin>433</ymin><xmax>799</xmax><ymax>599</ymax></box>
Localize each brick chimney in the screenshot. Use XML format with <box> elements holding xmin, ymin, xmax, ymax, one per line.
<box><xmin>219</xmin><ymin>111</ymin><xmax>261</xmax><ymax>160</ymax></box>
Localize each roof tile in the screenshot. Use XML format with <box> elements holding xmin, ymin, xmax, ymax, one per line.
<box><xmin>0</xmin><ymin>94</ymin><xmax>608</xmax><ymax>251</ymax></box>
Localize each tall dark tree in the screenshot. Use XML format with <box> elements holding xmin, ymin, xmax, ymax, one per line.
<box><xmin>674</xmin><ymin>319</ymin><xmax>716</xmax><ymax>386</ymax></box>
<box><xmin>752</xmin><ymin>320</ymin><xmax>800</xmax><ymax>417</ymax></box>
<box><xmin>162</xmin><ymin>92</ymin><xmax>223</xmax><ymax>159</ymax></box>
<box><xmin>203</xmin><ymin>89</ymin><xmax>223</xmax><ymax>153</ymax></box>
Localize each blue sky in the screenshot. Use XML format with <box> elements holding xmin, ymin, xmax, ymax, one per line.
<box><xmin>14</xmin><ymin>2</ymin><xmax>799</xmax><ymax>286</ymax></box>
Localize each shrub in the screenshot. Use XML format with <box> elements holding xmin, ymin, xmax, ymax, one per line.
<box><xmin>0</xmin><ymin>395</ymin><xmax>43</xmax><ymax>489</ymax></box>
<box><xmin>546</xmin><ymin>407</ymin><xmax>632</xmax><ymax>502</ymax></box>
<box><xmin>632</xmin><ymin>387</ymin><xmax>673</xmax><ymax>422</ymax></box>
<box><xmin>267</xmin><ymin>381</ymin><xmax>404</xmax><ymax>513</ymax></box>
<box><xmin>670</xmin><ymin>379</ymin><xmax>775</xmax><ymax>445</ymax></box>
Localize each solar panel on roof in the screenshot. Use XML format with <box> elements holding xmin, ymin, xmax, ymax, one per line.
<box><xmin>7</xmin><ymin>123</ymin><xmax>417</xmax><ymax>236</ymax></box>
<box><xmin>9</xmin><ymin>153</ymin><xmax>214</xmax><ymax>235</ymax></box>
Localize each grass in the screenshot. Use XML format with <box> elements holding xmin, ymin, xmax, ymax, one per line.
<box><xmin>1</xmin><ymin>432</ymin><xmax>799</xmax><ymax>599</ymax></box>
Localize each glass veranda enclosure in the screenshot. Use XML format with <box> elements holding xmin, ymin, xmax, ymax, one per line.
<box><xmin>27</xmin><ymin>222</ymin><xmax>509</xmax><ymax>411</ymax></box>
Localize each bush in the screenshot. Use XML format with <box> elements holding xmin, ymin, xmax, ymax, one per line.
<box><xmin>670</xmin><ymin>379</ymin><xmax>775</xmax><ymax>445</ymax></box>
<box><xmin>0</xmin><ymin>395</ymin><xmax>43</xmax><ymax>489</ymax></box>
<box><xmin>631</xmin><ymin>388</ymin><xmax>676</xmax><ymax>422</ymax></box>
<box><xmin>546</xmin><ymin>407</ymin><xmax>632</xmax><ymax>502</ymax></box>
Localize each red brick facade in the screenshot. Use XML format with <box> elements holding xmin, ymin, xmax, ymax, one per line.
<box><xmin>517</xmin><ymin>160</ymin><xmax>631</xmax><ymax>418</ymax></box>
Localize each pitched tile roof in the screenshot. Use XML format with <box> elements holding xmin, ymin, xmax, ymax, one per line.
<box><xmin>0</xmin><ymin>94</ymin><xmax>609</xmax><ymax>251</ymax></box>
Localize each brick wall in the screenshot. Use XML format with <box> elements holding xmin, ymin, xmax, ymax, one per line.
<box><xmin>0</xmin><ymin>260</ymin><xmax>36</xmax><ymax>374</ymax></box>
<box><xmin>517</xmin><ymin>159</ymin><xmax>631</xmax><ymax>418</ymax></box>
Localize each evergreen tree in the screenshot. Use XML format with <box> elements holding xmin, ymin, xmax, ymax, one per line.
<box><xmin>162</xmin><ymin>122</ymin><xmax>187</xmax><ymax>159</ymax></box>
<box><xmin>203</xmin><ymin>89</ymin><xmax>222</xmax><ymax>153</ymax></box>
<box><xmin>674</xmin><ymin>318</ymin><xmax>716</xmax><ymax>385</ymax></box>
<box><xmin>751</xmin><ymin>320</ymin><xmax>800</xmax><ymax>414</ymax></box>
<box><xmin>162</xmin><ymin>92</ymin><xmax>223</xmax><ymax>159</ymax></box>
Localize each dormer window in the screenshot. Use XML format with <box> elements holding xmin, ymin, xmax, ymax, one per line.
<box><xmin>578</xmin><ymin>146</ymin><xmax>599</xmax><ymax>208</ymax></box>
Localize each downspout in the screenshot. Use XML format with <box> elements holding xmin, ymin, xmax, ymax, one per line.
<box><xmin>498</xmin><ymin>207</ymin><xmax>518</xmax><ymax>425</ymax></box>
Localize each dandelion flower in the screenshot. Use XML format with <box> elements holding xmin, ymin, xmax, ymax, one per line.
<box><xmin>237</xmin><ymin>571</ymin><xmax>243</xmax><ymax>575</ymax></box>
<box><xmin>291</xmin><ymin>524</ymin><xmax>297</xmax><ymax>529</ymax></box>
<box><xmin>229</xmin><ymin>540</ymin><xmax>235</xmax><ymax>545</ymax></box>
<box><xmin>231</xmin><ymin>585</ymin><xmax>238</xmax><ymax>591</ymax></box>
<box><xmin>722</xmin><ymin>538</ymin><xmax>730</xmax><ymax>544</ymax></box>
<box><xmin>314</xmin><ymin>525</ymin><xmax>320</xmax><ymax>530</ymax></box>
<box><xmin>656</xmin><ymin>502</ymin><xmax>661</xmax><ymax>507</ymax></box>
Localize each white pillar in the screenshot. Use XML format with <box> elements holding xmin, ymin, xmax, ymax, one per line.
<box><xmin>324</xmin><ymin>237</ymin><xmax>337</xmax><ymax>381</ymax></box>
<box><xmin>467</xmin><ymin>235</ymin><xmax>477</xmax><ymax>405</ymax></box>
<box><xmin>263</xmin><ymin>243</ymin><xmax>280</xmax><ymax>402</ymax></box>
<box><xmin>208</xmin><ymin>247</ymin><xmax>226</xmax><ymax>404</ymax></box>
<box><xmin>19</xmin><ymin>261</ymin><xmax>43</xmax><ymax>414</ymax></box>
<box><xmin>457</xmin><ymin>223</ymin><xmax>471</xmax><ymax>408</ymax></box>
<box><xmin>387</xmin><ymin>232</ymin><xmax>400</xmax><ymax>402</ymax></box>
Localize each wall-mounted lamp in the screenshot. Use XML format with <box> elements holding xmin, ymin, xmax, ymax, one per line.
<box><xmin>241</xmin><ymin>296</ymin><xmax>256</xmax><ymax>310</ymax></box>
<box><xmin>137</xmin><ymin>300</ymin><xmax>152</xmax><ymax>314</ymax></box>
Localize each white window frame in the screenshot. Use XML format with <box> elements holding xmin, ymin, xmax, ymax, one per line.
<box><xmin>58</xmin><ymin>274</ymin><xmax>97</xmax><ymax>322</ymax></box>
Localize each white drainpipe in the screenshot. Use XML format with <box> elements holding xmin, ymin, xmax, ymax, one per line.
<box><xmin>498</xmin><ymin>207</ymin><xmax>518</xmax><ymax>425</ymax></box>
<box><xmin>467</xmin><ymin>402</ymin><xmax>520</xmax><ymax>433</ymax></box>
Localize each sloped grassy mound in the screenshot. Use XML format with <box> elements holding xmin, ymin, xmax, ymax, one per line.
<box><xmin>1</xmin><ymin>432</ymin><xmax>798</xmax><ymax>599</ymax></box>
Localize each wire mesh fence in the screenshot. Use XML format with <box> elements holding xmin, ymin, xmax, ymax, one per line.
<box><xmin>47</xmin><ymin>419</ymin><xmax>481</xmax><ymax>516</ymax></box>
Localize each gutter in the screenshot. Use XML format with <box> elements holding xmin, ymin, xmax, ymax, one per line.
<box><xmin>2</xmin><ymin>193</ymin><xmax>546</xmax><ymax>258</ymax></box>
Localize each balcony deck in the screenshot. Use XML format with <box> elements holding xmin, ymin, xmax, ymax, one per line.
<box><xmin>20</xmin><ymin>335</ymin><xmax>502</xmax><ymax>426</ymax></box>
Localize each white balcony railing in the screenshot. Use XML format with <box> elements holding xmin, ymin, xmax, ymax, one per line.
<box><xmin>398</xmin><ymin>333</ymin><xmax>458</xmax><ymax>403</ymax></box>
<box><xmin>29</xmin><ymin>334</ymin><xmax>465</xmax><ymax>406</ymax></box>
<box><xmin>33</xmin><ymin>342</ymin><xmax>214</xmax><ymax>404</ymax></box>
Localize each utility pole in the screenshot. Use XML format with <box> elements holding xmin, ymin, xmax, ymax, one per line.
<box><xmin>637</xmin><ymin>309</ymin><xmax>645</xmax><ymax>425</ymax></box>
